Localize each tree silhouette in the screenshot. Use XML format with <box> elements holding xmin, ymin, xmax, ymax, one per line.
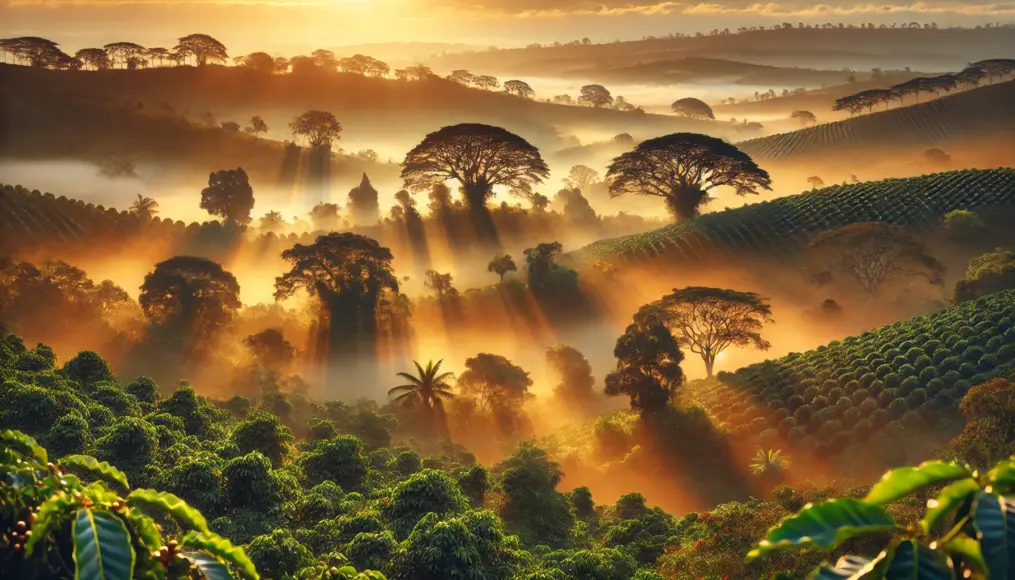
<box><xmin>670</xmin><ymin>98</ymin><xmax>715</xmax><ymax>120</ymax></box>
<box><xmin>458</xmin><ymin>353</ymin><xmax>532</xmax><ymax>437</ymax></box>
<box><xmin>273</xmin><ymin>56</ymin><xmax>290</xmax><ymax>74</ymax></box>
<box><xmin>389</xmin><ymin>360</ymin><xmax>456</xmax><ymax>409</ymax></box>
<box><xmin>75</xmin><ymin>48</ymin><xmax>110</xmax><ymax>70</ymax></box>
<box><xmin>807</xmin><ymin>223</ymin><xmax>944</xmax><ymax>295</ymax></box>
<box><xmin>244</xmin><ymin>328</ymin><xmax>296</xmax><ymax>371</ymax></box>
<box><xmin>311</xmin><ymin>49</ymin><xmax>339</xmax><ymax>71</ymax></box>
<box><xmin>129</xmin><ymin>195</ymin><xmax>159</xmax><ymax>220</ymax></box>
<box><xmin>274</xmin><ymin>233</ymin><xmax>400</xmax><ymax>358</ymax></box>
<box><xmin>174</xmin><ymin>34</ymin><xmax>228</xmax><ymax>66</ymax></box>
<box><xmin>289</xmin><ymin>110</ymin><xmax>342</xmax><ymax>148</ymax></box>
<box><xmin>401</xmin><ymin>123</ymin><xmax>549</xmax><ymax>244</ymax></box>
<box><xmin>347</xmin><ymin>173</ymin><xmax>380</xmax><ymax>226</ymax></box>
<box><xmin>474</xmin><ymin>75</ymin><xmax>500</xmax><ymax>90</ymax></box>
<box><xmin>564</xmin><ymin>165</ymin><xmax>601</xmax><ymax>192</ymax></box>
<box><xmin>146</xmin><ymin>47</ymin><xmax>169</xmax><ymax>67</ymax></box>
<box><xmin>424</xmin><ymin>270</ymin><xmax>459</xmax><ymax>299</ymax></box>
<box><xmin>487</xmin><ymin>254</ymin><xmax>517</xmax><ymax>283</ymax></box>
<box><xmin>653</xmin><ymin>286</ymin><xmax>773</xmax><ymax>377</ymax></box>
<box><xmin>546</xmin><ymin>344</ymin><xmax>597</xmax><ymax>411</ymax></box>
<box><xmin>604</xmin><ymin>307</ymin><xmax>684</xmax><ymax>415</ymax></box>
<box><xmin>139</xmin><ymin>256</ymin><xmax>242</xmax><ymax>344</ymax></box>
<box><xmin>245</xmin><ymin>116</ymin><xmax>268</xmax><ymax>139</ymax></box>
<box><xmin>447</xmin><ymin>70</ymin><xmax>476</xmax><ymax>86</ymax></box>
<box><xmin>259</xmin><ymin>211</ymin><xmax>286</xmax><ymax>233</ymax></box>
<box><xmin>578</xmin><ymin>84</ymin><xmax>613</xmax><ymax>108</ymax></box>
<box><xmin>200</xmin><ymin>168</ymin><xmax>255</xmax><ymax>224</ymax></box>
<box><xmin>102</xmin><ymin>42</ymin><xmax>146</xmax><ymax>69</ymax></box>
<box><xmin>791</xmin><ymin>110</ymin><xmax>817</xmax><ymax>125</ymax></box>
<box><xmin>807</xmin><ymin>176</ymin><xmax>824</xmax><ymax>189</ymax></box>
<box><xmin>606</xmin><ymin>132</ymin><xmax>771</xmax><ymax>220</ymax></box>
<box><xmin>240</xmin><ymin>52</ymin><xmax>274</xmax><ymax>73</ymax></box>
<box><xmin>309</xmin><ymin>202</ymin><xmax>342</xmax><ymax>231</ymax></box>
<box><xmin>503</xmin><ymin>80</ymin><xmax>535</xmax><ymax>98</ymax></box>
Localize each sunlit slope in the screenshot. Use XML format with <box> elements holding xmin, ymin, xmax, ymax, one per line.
<box><xmin>574</xmin><ymin>168</ymin><xmax>1015</xmax><ymax>263</ymax></box>
<box><xmin>736</xmin><ymin>80</ymin><xmax>1015</xmax><ymax>162</ymax></box>
<box><xmin>684</xmin><ymin>289</ymin><xmax>1015</xmax><ymax>455</ymax></box>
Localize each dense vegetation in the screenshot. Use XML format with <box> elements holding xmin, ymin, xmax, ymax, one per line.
<box><xmin>687</xmin><ymin>290</ymin><xmax>1015</xmax><ymax>457</ymax></box>
<box><xmin>577</xmin><ymin>168</ymin><xmax>1015</xmax><ymax>262</ymax></box>
<box><xmin>736</xmin><ymin>80</ymin><xmax>1015</xmax><ymax>161</ymax></box>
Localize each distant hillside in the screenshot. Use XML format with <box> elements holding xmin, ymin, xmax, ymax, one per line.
<box><xmin>712</xmin><ymin>72</ymin><xmax>921</xmax><ymax>117</ymax></box>
<box><xmin>736</xmin><ymin>80</ymin><xmax>1015</xmax><ymax>162</ymax></box>
<box><xmin>574</xmin><ymin>168</ymin><xmax>1015</xmax><ymax>264</ymax></box>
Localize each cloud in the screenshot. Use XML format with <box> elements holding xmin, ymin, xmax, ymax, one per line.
<box><xmin>426</xmin><ymin>0</ymin><xmax>1015</xmax><ymax>16</ymax></box>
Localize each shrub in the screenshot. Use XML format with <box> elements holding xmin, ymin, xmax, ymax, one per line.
<box><xmin>977</xmin><ymin>353</ymin><xmax>999</xmax><ymax>372</ymax></box>
<box><xmin>917</xmin><ymin>366</ymin><xmax>938</xmax><ymax>382</ymax></box>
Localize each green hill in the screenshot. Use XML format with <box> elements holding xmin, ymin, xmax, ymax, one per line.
<box><xmin>574</xmin><ymin>168</ymin><xmax>1015</xmax><ymax>263</ymax></box>
<box><xmin>684</xmin><ymin>289</ymin><xmax>1015</xmax><ymax>456</ymax></box>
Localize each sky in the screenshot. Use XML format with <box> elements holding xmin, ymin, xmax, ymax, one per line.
<box><xmin>2</xmin><ymin>0</ymin><xmax>1014</xmax><ymax>56</ymax></box>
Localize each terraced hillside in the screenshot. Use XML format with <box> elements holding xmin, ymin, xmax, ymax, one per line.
<box><xmin>686</xmin><ymin>289</ymin><xmax>1015</xmax><ymax>456</ymax></box>
<box><xmin>737</xmin><ymin>80</ymin><xmax>1015</xmax><ymax>161</ymax></box>
<box><xmin>575</xmin><ymin>168</ymin><xmax>1015</xmax><ymax>263</ymax></box>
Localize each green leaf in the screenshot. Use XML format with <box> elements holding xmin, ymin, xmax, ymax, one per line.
<box><xmin>864</xmin><ymin>461</ymin><xmax>971</xmax><ymax>506</ymax></box>
<box><xmin>182</xmin><ymin>531</ymin><xmax>259</xmax><ymax>580</ymax></box>
<box><xmin>972</xmin><ymin>492</ymin><xmax>1015</xmax><ymax>580</ymax></box>
<box><xmin>25</xmin><ymin>490</ymin><xmax>78</xmax><ymax>557</ymax></box>
<box><xmin>182</xmin><ymin>551</ymin><xmax>232</xmax><ymax>580</ymax></box>
<box><xmin>1</xmin><ymin>429</ymin><xmax>48</xmax><ymax>464</ymax></box>
<box><xmin>72</xmin><ymin>508</ymin><xmax>135</xmax><ymax>580</ymax></box>
<box><xmin>748</xmin><ymin>498</ymin><xmax>898</xmax><ymax>560</ymax></box>
<box><xmin>942</xmin><ymin>537</ymin><xmax>988</xmax><ymax>578</ymax></box>
<box><xmin>987</xmin><ymin>459</ymin><xmax>1015</xmax><ymax>492</ymax></box>
<box><xmin>921</xmin><ymin>478</ymin><xmax>979</xmax><ymax>535</ymax></box>
<box><xmin>814</xmin><ymin>551</ymin><xmax>893</xmax><ymax>579</ymax></box>
<box><xmin>60</xmin><ymin>455</ymin><xmax>130</xmax><ymax>489</ymax></box>
<box><xmin>127</xmin><ymin>489</ymin><xmax>209</xmax><ymax>533</ymax></box>
<box><xmin>123</xmin><ymin>507</ymin><xmax>162</xmax><ymax>552</ymax></box>
<box><xmin>883</xmin><ymin>539</ymin><xmax>954</xmax><ymax>580</ymax></box>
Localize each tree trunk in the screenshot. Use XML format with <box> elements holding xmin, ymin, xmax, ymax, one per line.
<box><xmin>664</xmin><ymin>186</ymin><xmax>709</xmax><ymax>221</ymax></box>
<box><xmin>463</xmin><ymin>182</ymin><xmax>500</xmax><ymax>248</ymax></box>
<box><xmin>704</xmin><ymin>356</ymin><xmax>715</xmax><ymax>378</ymax></box>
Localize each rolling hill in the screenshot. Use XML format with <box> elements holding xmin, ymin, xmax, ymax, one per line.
<box><xmin>735</xmin><ymin>80</ymin><xmax>1015</xmax><ymax>162</ymax></box>
<box><xmin>574</xmin><ymin>168</ymin><xmax>1015</xmax><ymax>263</ymax></box>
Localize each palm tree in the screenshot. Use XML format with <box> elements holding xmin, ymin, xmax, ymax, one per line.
<box><xmin>388</xmin><ymin>359</ymin><xmax>455</xmax><ymax>409</ymax></box>
<box><xmin>750</xmin><ymin>449</ymin><xmax>789</xmax><ymax>476</ymax></box>
<box><xmin>129</xmin><ymin>194</ymin><xmax>159</xmax><ymax>219</ymax></box>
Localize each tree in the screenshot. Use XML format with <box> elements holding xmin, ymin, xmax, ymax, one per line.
<box><xmin>273</xmin><ymin>56</ymin><xmax>290</xmax><ymax>74</ymax></box>
<box><xmin>806</xmin><ymin>223</ymin><xmax>944</xmax><ymax>295</ymax></box>
<box><xmin>274</xmin><ymin>233</ymin><xmax>400</xmax><ymax>357</ymax></box>
<box><xmin>652</xmin><ymin>287</ymin><xmax>773</xmax><ymax>377</ymax></box>
<box><xmin>75</xmin><ymin>48</ymin><xmax>110</xmax><ymax>70</ymax></box>
<box><xmin>401</xmin><ymin>123</ymin><xmax>549</xmax><ymax>243</ymax></box>
<box><xmin>954</xmin><ymin>247</ymin><xmax>1015</xmax><ymax>302</ymax></box>
<box><xmin>347</xmin><ymin>173</ymin><xmax>380</xmax><ymax>226</ymax></box>
<box><xmin>606</xmin><ymin>132</ymin><xmax>772</xmax><ymax>220</ymax></box>
<box><xmin>241</xmin><ymin>51</ymin><xmax>274</xmax><ymax>73</ymax></box>
<box><xmin>807</xmin><ymin>176</ymin><xmax>824</xmax><ymax>189</ymax></box>
<box><xmin>309</xmin><ymin>202</ymin><xmax>342</xmax><ymax>231</ymax></box>
<box><xmin>221</xmin><ymin>121</ymin><xmax>241</xmax><ymax>132</ymax></box>
<box><xmin>578</xmin><ymin>84</ymin><xmax>613</xmax><ymax>108</ymax></box>
<box><xmin>129</xmin><ymin>194</ymin><xmax>159</xmax><ymax>220</ymax></box>
<box><xmin>493</xmin><ymin>446</ymin><xmax>574</xmax><ymax>548</ymax></box>
<box><xmin>670</xmin><ymin>98</ymin><xmax>715</xmax><ymax>120</ymax></box>
<box><xmin>173</xmin><ymin>33</ymin><xmax>228</xmax><ymax>66</ymax></box>
<box><xmin>139</xmin><ymin>256</ymin><xmax>242</xmax><ymax>342</ymax></box>
<box><xmin>556</xmin><ymin>187</ymin><xmax>598</xmax><ymax>226</ymax></box>
<box><xmin>259</xmin><ymin>211</ymin><xmax>286</xmax><ymax>233</ymax></box>
<box><xmin>244</xmin><ymin>328</ymin><xmax>296</xmax><ymax>370</ymax></box>
<box><xmin>749</xmin><ymin>449</ymin><xmax>789</xmax><ymax>477</ymax></box>
<box><xmin>200</xmin><ymin>167</ymin><xmax>255</xmax><ymax>224</ymax></box>
<box><xmin>146</xmin><ymin>47</ymin><xmax>169</xmax><ymax>67</ymax></box>
<box><xmin>103</xmin><ymin>41</ymin><xmax>146</xmax><ymax>68</ymax></box>
<box><xmin>487</xmin><ymin>253</ymin><xmax>517</xmax><ymax>283</ymax></box>
<box><xmin>503</xmin><ymin>80</ymin><xmax>535</xmax><ymax>98</ymax></box>
<box><xmin>553</xmin><ymin>94</ymin><xmax>575</xmax><ymax>105</ymax></box>
<box><xmin>289</xmin><ymin>110</ymin><xmax>342</xmax><ymax>148</ymax></box>
<box><xmin>564</xmin><ymin>165</ymin><xmax>601</xmax><ymax>192</ymax></box>
<box><xmin>474</xmin><ymin>75</ymin><xmax>500</xmax><ymax>90</ymax></box>
<box><xmin>312</xmin><ymin>49</ymin><xmax>339</xmax><ymax>71</ymax></box>
<box><xmin>245</xmin><ymin>115</ymin><xmax>268</xmax><ymax>139</ymax></box>
<box><xmin>457</xmin><ymin>353</ymin><xmax>533</xmax><ymax>437</ymax></box>
<box><xmin>924</xmin><ymin>148</ymin><xmax>951</xmax><ymax>166</ymax></box>
<box><xmin>791</xmin><ymin>110</ymin><xmax>817</xmax><ymax>125</ymax></box>
<box><xmin>546</xmin><ymin>344</ymin><xmax>597</xmax><ymax>410</ymax></box>
<box><xmin>389</xmin><ymin>360</ymin><xmax>456</xmax><ymax>410</ymax></box>
<box><xmin>424</xmin><ymin>270</ymin><xmax>458</xmax><ymax>299</ymax></box>
<box><xmin>604</xmin><ymin>308</ymin><xmax>684</xmax><ymax>415</ymax></box>
<box><xmin>941</xmin><ymin>209</ymin><xmax>985</xmax><ymax>244</ymax></box>
<box><xmin>447</xmin><ymin>69</ymin><xmax>476</xmax><ymax>86</ymax></box>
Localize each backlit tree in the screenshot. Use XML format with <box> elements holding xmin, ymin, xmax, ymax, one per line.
<box><xmin>200</xmin><ymin>167</ymin><xmax>255</xmax><ymax>224</ymax></box>
<box><xmin>289</xmin><ymin>110</ymin><xmax>342</xmax><ymax>148</ymax></box>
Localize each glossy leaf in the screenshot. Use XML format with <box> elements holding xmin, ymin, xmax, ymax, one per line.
<box><xmin>748</xmin><ymin>498</ymin><xmax>898</xmax><ymax>560</ymax></box>
<box><xmin>883</xmin><ymin>539</ymin><xmax>954</xmax><ymax>580</ymax></box>
<box><xmin>973</xmin><ymin>492</ymin><xmax>1015</xmax><ymax>580</ymax></box>
<box><xmin>127</xmin><ymin>489</ymin><xmax>209</xmax><ymax>533</ymax></box>
<box><xmin>815</xmin><ymin>552</ymin><xmax>891</xmax><ymax>579</ymax></box>
<box><xmin>1</xmin><ymin>429</ymin><xmax>48</xmax><ymax>463</ymax></box>
<box><xmin>123</xmin><ymin>507</ymin><xmax>162</xmax><ymax>552</ymax></box>
<box><xmin>60</xmin><ymin>455</ymin><xmax>129</xmax><ymax>489</ymax></box>
<box><xmin>864</xmin><ymin>461</ymin><xmax>971</xmax><ymax>506</ymax></box>
<box><xmin>183</xmin><ymin>551</ymin><xmax>232</xmax><ymax>580</ymax></box>
<box><xmin>943</xmin><ymin>537</ymin><xmax>988</xmax><ymax>578</ymax></box>
<box><xmin>72</xmin><ymin>508</ymin><xmax>135</xmax><ymax>580</ymax></box>
<box><xmin>921</xmin><ymin>478</ymin><xmax>979</xmax><ymax>535</ymax></box>
<box><xmin>182</xmin><ymin>531</ymin><xmax>259</xmax><ymax>579</ymax></box>
<box><xmin>25</xmin><ymin>491</ymin><xmax>77</xmax><ymax>557</ymax></box>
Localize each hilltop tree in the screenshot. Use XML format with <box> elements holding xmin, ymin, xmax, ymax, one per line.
<box><xmin>75</xmin><ymin>48</ymin><xmax>110</xmax><ymax>70</ymax></box>
<box><xmin>553</xmin><ymin>94</ymin><xmax>575</xmax><ymax>105</ymax></box>
<box><xmin>259</xmin><ymin>211</ymin><xmax>286</xmax><ymax>233</ymax></box>
<box><xmin>605</xmin><ymin>307</ymin><xmax>684</xmax><ymax>415</ymax></box>
<box><xmin>447</xmin><ymin>70</ymin><xmax>477</xmax><ymax>86</ymax></box>
<box><xmin>244</xmin><ymin>328</ymin><xmax>296</xmax><ymax>371</ymax></box>
<box><xmin>273</xmin><ymin>56</ymin><xmax>290</xmax><ymax>74</ymax></box>
<box><xmin>503</xmin><ymin>80</ymin><xmax>535</xmax><ymax>98</ymax></box>
<box><xmin>347</xmin><ymin>173</ymin><xmax>380</xmax><ymax>226</ymax></box>
<box><xmin>564</xmin><ymin>165</ymin><xmax>601</xmax><ymax>192</ymax></box>
<box><xmin>653</xmin><ymin>287</ymin><xmax>773</xmax><ymax>377</ymax></box>
<box><xmin>139</xmin><ymin>256</ymin><xmax>242</xmax><ymax>342</ymax></box>
<box><xmin>924</xmin><ymin>148</ymin><xmax>951</xmax><ymax>166</ymax></box>
<box><xmin>546</xmin><ymin>344</ymin><xmax>597</xmax><ymax>410</ymax></box>
<box><xmin>274</xmin><ymin>233</ymin><xmax>400</xmax><ymax>356</ymax></box>
<box><xmin>529</xmin><ymin>193</ymin><xmax>550</xmax><ymax>212</ymax></box>
<box><xmin>241</xmin><ymin>52</ymin><xmax>274</xmax><ymax>73</ymax></box>
<box><xmin>129</xmin><ymin>194</ymin><xmax>159</xmax><ymax>220</ymax></box>
<box><xmin>103</xmin><ymin>42</ymin><xmax>146</xmax><ymax>68</ymax></box>
<box><xmin>474</xmin><ymin>75</ymin><xmax>500</xmax><ymax>90</ymax></box>
<box><xmin>401</xmin><ymin>123</ymin><xmax>549</xmax><ymax>243</ymax></box>
<box><xmin>174</xmin><ymin>33</ymin><xmax>228</xmax><ymax>66</ymax></box>
<box><xmin>487</xmin><ymin>253</ymin><xmax>517</xmax><ymax>283</ymax></box>
<box><xmin>424</xmin><ymin>270</ymin><xmax>459</xmax><ymax>299</ymax></box>
<box><xmin>807</xmin><ymin>176</ymin><xmax>825</xmax><ymax>189</ymax></box>
<box><xmin>309</xmin><ymin>202</ymin><xmax>342</xmax><ymax>231</ymax></box>
<box><xmin>578</xmin><ymin>84</ymin><xmax>613</xmax><ymax>108</ymax></box>
<box><xmin>289</xmin><ymin>110</ymin><xmax>342</xmax><ymax>148</ymax></box>
<box><xmin>670</xmin><ymin>98</ymin><xmax>715</xmax><ymax>120</ymax></box>
<box><xmin>606</xmin><ymin>132</ymin><xmax>772</xmax><ymax>220</ymax></box>
<box><xmin>555</xmin><ymin>188</ymin><xmax>598</xmax><ymax>226</ymax></box>
<box><xmin>806</xmin><ymin>222</ymin><xmax>944</xmax><ymax>295</ymax></box>
<box><xmin>245</xmin><ymin>115</ymin><xmax>268</xmax><ymax>138</ymax></box>
<box><xmin>791</xmin><ymin>110</ymin><xmax>817</xmax><ymax>125</ymax></box>
<box><xmin>200</xmin><ymin>167</ymin><xmax>255</xmax><ymax>224</ymax></box>
<box><xmin>1</xmin><ymin>37</ymin><xmax>64</xmax><ymax>67</ymax></box>
<box><xmin>312</xmin><ymin>49</ymin><xmax>339</xmax><ymax>71</ymax></box>
<box><xmin>146</xmin><ymin>47</ymin><xmax>169</xmax><ymax>67</ymax></box>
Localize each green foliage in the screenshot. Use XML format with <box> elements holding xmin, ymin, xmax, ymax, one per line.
<box><xmin>299</xmin><ymin>435</ymin><xmax>371</xmax><ymax>489</ymax></box>
<box><xmin>232</xmin><ymin>411</ymin><xmax>295</xmax><ymax>468</ymax></box>
<box><xmin>64</xmin><ymin>350</ymin><xmax>115</xmax><ymax>385</ymax></box>
<box><xmin>381</xmin><ymin>469</ymin><xmax>469</xmax><ymax>539</ymax></box>
<box><xmin>494</xmin><ymin>446</ymin><xmax>575</xmax><ymax>548</ymax></box>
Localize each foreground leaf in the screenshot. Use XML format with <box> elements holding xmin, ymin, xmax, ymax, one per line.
<box><xmin>883</xmin><ymin>539</ymin><xmax>954</xmax><ymax>580</ymax></box>
<box><xmin>972</xmin><ymin>492</ymin><xmax>1015</xmax><ymax>580</ymax></box>
<box><xmin>182</xmin><ymin>551</ymin><xmax>232</xmax><ymax>580</ymax></box>
<box><xmin>943</xmin><ymin>537</ymin><xmax>988</xmax><ymax>578</ymax></box>
<box><xmin>72</xmin><ymin>508</ymin><xmax>135</xmax><ymax>580</ymax></box>
<box><xmin>25</xmin><ymin>491</ymin><xmax>77</xmax><ymax>556</ymax></box>
<box><xmin>60</xmin><ymin>455</ymin><xmax>129</xmax><ymax>489</ymax></box>
<box><xmin>864</xmin><ymin>461</ymin><xmax>971</xmax><ymax>506</ymax></box>
<box><xmin>921</xmin><ymin>478</ymin><xmax>979</xmax><ymax>535</ymax></box>
<box><xmin>987</xmin><ymin>460</ymin><xmax>1015</xmax><ymax>492</ymax></box>
<box><xmin>815</xmin><ymin>552</ymin><xmax>891</xmax><ymax>579</ymax></box>
<box><xmin>748</xmin><ymin>498</ymin><xmax>898</xmax><ymax>560</ymax></box>
<box><xmin>127</xmin><ymin>489</ymin><xmax>209</xmax><ymax>533</ymax></box>
<box><xmin>182</xmin><ymin>531</ymin><xmax>259</xmax><ymax>579</ymax></box>
<box><xmin>1</xmin><ymin>429</ymin><xmax>47</xmax><ymax>464</ymax></box>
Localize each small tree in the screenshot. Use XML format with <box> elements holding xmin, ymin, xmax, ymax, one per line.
<box><xmin>604</xmin><ymin>307</ymin><xmax>685</xmax><ymax>415</ymax></box>
<box><xmin>503</xmin><ymin>79</ymin><xmax>535</xmax><ymax>98</ymax></box>
<box><xmin>200</xmin><ymin>167</ymin><xmax>255</xmax><ymax>224</ymax></box>
<box><xmin>653</xmin><ymin>286</ymin><xmax>773</xmax><ymax>377</ymax></box>
<box><xmin>474</xmin><ymin>75</ymin><xmax>500</xmax><ymax>90</ymax></box>
<box><xmin>790</xmin><ymin>110</ymin><xmax>817</xmax><ymax>125</ymax></box>
<box><xmin>424</xmin><ymin>270</ymin><xmax>458</xmax><ymax>299</ymax></box>
<box><xmin>941</xmin><ymin>209</ymin><xmax>985</xmax><ymax>244</ymax></box>
<box><xmin>578</xmin><ymin>84</ymin><xmax>613</xmax><ymax>108</ymax></box>
<box><xmin>173</xmin><ymin>33</ymin><xmax>228</xmax><ymax>65</ymax></box>
<box><xmin>924</xmin><ymin>148</ymin><xmax>952</xmax><ymax>166</ymax></box>
<box><xmin>954</xmin><ymin>247</ymin><xmax>1015</xmax><ymax>303</ymax></box>
<box><xmin>671</xmin><ymin>97</ymin><xmax>715</xmax><ymax>120</ymax></box>
<box><xmin>289</xmin><ymin>110</ymin><xmax>342</xmax><ymax>148</ymax></box>
<box><xmin>487</xmin><ymin>254</ymin><xmax>517</xmax><ymax>283</ymax></box>
<box><xmin>246</xmin><ymin>115</ymin><xmax>268</xmax><ymax>139</ymax></box>
<box><xmin>546</xmin><ymin>344</ymin><xmax>597</xmax><ymax>410</ymax></box>
<box><xmin>807</xmin><ymin>176</ymin><xmax>825</xmax><ymax>189</ymax></box>
<box><xmin>129</xmin><ymin>194</ymin><xmax>159</xmax><ymax>220</ymax></box>
<box><xmin>806</xmin><ymin>222</ymin><xmax>944</xmax><ymax>295</ymax></box>
<box><xmin>564</xmin><ymin>165</ymin><xmax>601</xmax><ymax>192</ymax></box>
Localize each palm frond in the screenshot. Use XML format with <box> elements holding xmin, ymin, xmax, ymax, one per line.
<box><xmin>388</xmin><ymin>384</ymin><xmax>420</xmax><ymax>396</ymax></box>
<box><xmin>395</xmin><ymin>372</ymin><xmax>424</xmax><ymax>386</ymax></box>
<box><xmin>392</xmin><ymin>391</ymin><xmax>419</xmax><ymax>405</ymax></box>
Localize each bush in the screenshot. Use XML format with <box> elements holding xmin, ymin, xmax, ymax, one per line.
<box><xmin>978</xmin><ymin>354</ymin><xmax>999</xmax><ymax>372</ymax></box>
